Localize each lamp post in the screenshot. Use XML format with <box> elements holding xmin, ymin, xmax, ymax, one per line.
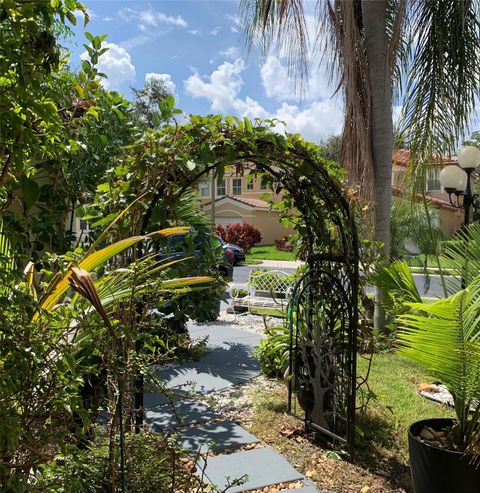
<box><xmin>439</xmin><ymin>146</ymin><xmax>480</xmax><ymax>227</ymax></box>
<box><xmin>439</xmin><ymin>146</ymin><xmax>480</xmax><ymax>289</ymax></box>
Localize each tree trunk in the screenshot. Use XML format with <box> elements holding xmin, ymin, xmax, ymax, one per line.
<box><xmin>362</xmin><ymin>0</ymin><xmax>393</xmax><ymax>332</ymax></box>
<box><xmin>211</xmin><ymin>172</ymin><xmax>216</xmax><ymax>224</ymax></box>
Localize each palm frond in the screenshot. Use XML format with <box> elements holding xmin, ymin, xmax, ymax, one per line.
<box><xmin>240</xmin><ymin>0</ymin><xmax>309</xmax><ymax>92</ymax></box>
<box><xmin>442</xmin><ymin>222</ymin><xmax>480</xmax><ymax>295</ymax></box>
<box><xmin>35</xmin><ymin>227</ymin><xmax>192</xmax><ymax>318</ymax></box>
<box><xmin>376</xmin><ymin>260</ymin><xmax>422</xmax><ymax>310</ymax></box>
<box><xmin>317</xmin><ymin>0</ymin><xmax>375</xmax><ymax>201</ymax></box>
<box><xmin>390</xmin><ymin>197</ymin><xmax>443</xmax><ymax>257</ymax></box>
<box><xmin>397</xmin><ymin>278</ymin><xmax>480</xmax><ymax>438</ymax></box>
<box><xmin>399</xmin><ymin>0</ymin><xmax>480</xmax><ymax>191</ymax></box>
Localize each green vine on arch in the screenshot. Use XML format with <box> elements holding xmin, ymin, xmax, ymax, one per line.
<box><xmin>83</xmin><ymin>113</ymin><xmax>363</xmax><ymax>451</ymax></box>
<box><xmin>85</xmin><ymin>115</ymin><xmax>349</xmax><ymax>250</ymax></box>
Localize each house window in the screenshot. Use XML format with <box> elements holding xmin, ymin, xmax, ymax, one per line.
<box><xmin>199</xmin><ymin>181</ymin><xmax>211</xmax><ymax>197</ymax></box>
<box><xmin>260</xmin><ymin>180</ymin><xmax>268</xmax><ymax>190</ymax></box>
<box><xmin>246</xmin><ymin>180</ymin><xmax>254</xmax><ymax>191</ymax></box>
<box><xmin>217</xmin><ymin>179</ymin><xmax>226</xmax><ymax>196</ymax></box>
<box><xmin>427</xmin><ymin>168</ymin><xmax>441</xmax><ymax>191</ymax></box>
<box><xmin>232</xmin><ymin>178</ymin><xmax>242</xmax><ymax>195</ymax></box>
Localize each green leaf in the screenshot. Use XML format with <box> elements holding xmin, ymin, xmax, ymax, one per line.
<box><xmin>20</xmin><ymin>178</ymin><xmax>40</xmax><ymax>209</ymax></box>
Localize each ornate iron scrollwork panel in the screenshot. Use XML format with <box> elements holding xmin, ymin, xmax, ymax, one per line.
<box><xmin>288</xmin><ymin>261</ymin><xmax>357</xmax><ymax>450</ymax></box>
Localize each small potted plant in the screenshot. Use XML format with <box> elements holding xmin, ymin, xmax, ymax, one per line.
<box><xmin>397</xmin><ymin>279</ymin><xmax>480</xmax><ymax>493</ymax></box>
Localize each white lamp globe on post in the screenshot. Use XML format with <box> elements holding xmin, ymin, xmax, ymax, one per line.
<box><xmin>439</xmin><ymin>165</ymin><xmax>467</xmax><ymax>194</ymax></box>
<box><xmin>458</xmin><ymin>145</ymin><xmax>480</xmax><ymax>171</ymax></box>
<box><xmin>439</xmin><ymin>145</ymin><xmax>480</xmax><ymax>289</ymax></box>
<box><xmin>439</xmin><ymin>145</ymin><xmax>480</xmax><ymax>233</ymax></box>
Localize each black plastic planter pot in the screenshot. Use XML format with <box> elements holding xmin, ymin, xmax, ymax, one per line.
<box><xmin>408</xmin><ymin>418</ymin><xmax>480</xmax><ymax>493</ymax></box>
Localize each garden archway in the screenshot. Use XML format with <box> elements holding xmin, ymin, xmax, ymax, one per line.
<box><xmin>140</xmin><ymin>117</ymin><xmax>360</xmax><ymax>450</ymax></box>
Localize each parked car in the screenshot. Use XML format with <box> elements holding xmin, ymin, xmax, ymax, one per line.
<box><xmin>216</xmin><ymin>236</ymin><xmax>245</xmax><ymax>265</ymax></box>
<box><xmin>158</xmin><ymin>232</ymin><xmax>234</xmax><ymax>279</ymax></box>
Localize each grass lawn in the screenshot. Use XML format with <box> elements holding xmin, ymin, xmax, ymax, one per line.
<box><xmin>246</xmin><ymin>245</ymin><xmax>298</xmax><ymax>261</ymax></box>
<box><xmin>246</xmin><ymin>353</ymin><xmax>452</xmax><ymax>493</ymax></box>
<box><xmin>404</xmin><ymin>254</ymin><xmax>454</xmax><ymax>270</ymax></box>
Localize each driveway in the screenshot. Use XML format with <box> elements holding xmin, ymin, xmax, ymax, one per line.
<box><xmin>232</xmin><ymin>262</ymin><xmax>459</xmax><ymax>299</ymax></box>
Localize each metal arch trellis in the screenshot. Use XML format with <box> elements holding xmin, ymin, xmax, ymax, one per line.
<box><xmin>159</xmin><ymin>136</ymin><xmax>360</xmax><ymax>452</ymax></box>
<box><xmin>254</xmin><ymin>157</ymin><xmax>359</xmax><ymax>453</ymax></box>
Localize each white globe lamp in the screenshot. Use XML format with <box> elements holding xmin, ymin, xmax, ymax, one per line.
<box><xmin>439</xmin><ymin>165</ymin><xmax>467</xmax><ymax>193</ymax></box>
<box><xmin>458</xmin><ymin>145</ymin><xmax>480</xmax><ymax>171</ymax></box>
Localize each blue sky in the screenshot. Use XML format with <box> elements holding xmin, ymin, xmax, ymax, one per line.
<box><xmin>67</xmin><ymin>0</ymin><xmax>344</xmax><ymax>142</ymax></box>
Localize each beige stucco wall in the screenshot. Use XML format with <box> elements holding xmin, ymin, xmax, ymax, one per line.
<box><xmin>198</xmin><ymin>171</ymin><xmax>283</xmax><ymax>204</ymax></box>
<box><xmin>438</xmin><ymin>207</ymin><xmax>463</xmax><ymax>239</ymax></box>
<box><xmin>250</xmin><ymin>209</ymin><xmax>296</xmax><ymax>245</ymax></box>
<box><xmin>213</xmin><ymin>202</ymin><xmax>295</xmax><ymax>245</ymax></box>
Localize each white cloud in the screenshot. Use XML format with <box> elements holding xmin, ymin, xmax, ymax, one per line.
<box><xmin>74</xmin><ymin>8</ymin><xmax>94</xmax><ymax>22</ymax></box>
<box><xmin>119</xmin><ymin>8</ymin><xmax>187</xmax><ymax>28</ymax></box>
<box><xmin>226</xmin><ymin>14</ymin><xmax>240</xmax><ymax>28</ymax></box>
<box><xmin>81</xmin><ymin>42</ymin><xmax>135</xmax><ymax>91</ymax></box>
<box><xmin>210</xmin><ymin>26</ymin><xmax>220</xmax><ymax>36</ymax></box>
<box><xmin>185</xmin><ymin>59</ymin><xmax>247</xmax><ymax>113</ymax></box>
<box><xmin>145</xmin><ymin>72</ymin><xmax>176</xmax><ymax>95</ymax></box>
<box><xmin>274</xmin><ymin>100</ymin><xmax>343</xmax><ymax>142</ymax></box>
<box><xmin>260</xmin><ymin>55</ymin><xmax>335</xmax><ymax>101</ymax></box>
<box><xmin>189</xmin><ymin>29</ymin><xmax>202</xmax><ymax>36</ymax></box>
<box><xmin>225</xmin><ymin>10</ymin><xmax>240</xmax><ymax>32</ymax></box>
<box><xmin>158</xmin><ymin>12</ymin><xmax>187</xmax><ymax>27</ymax></box>
<box><xmin>219</xmin><ymin>46</ymin><xmax>240</xmax><ymax>60</ymax></box>
<box><xmin>103</xmin><ymin>16</ymin><xmax>113</xmax><ymax>22</ymax></box>
<box><xmin>184</xmin><ymin>59</ymin><xmax>343</xmax><ymax>142</ymax></box>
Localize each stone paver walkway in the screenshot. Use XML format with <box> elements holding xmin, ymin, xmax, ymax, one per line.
<box><xmin>145</xmin><ymin>319</ymin><xmax>320</xmax><ymax>492</ymax></box>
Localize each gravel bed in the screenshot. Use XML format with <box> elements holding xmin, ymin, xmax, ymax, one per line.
<box><xmin>216</xmin><ymin>311</ymin><xmax>285</xmax><ymax>335</ymax></box>
<box><xmin>199</xmin><ymin>376</ymin><xmax>285</xmax><ymax>427</ymax></box>
<box><xmin>194</xmin><ymin>313</ymin><xmax>285</xmax><ymax>425</ymax></box>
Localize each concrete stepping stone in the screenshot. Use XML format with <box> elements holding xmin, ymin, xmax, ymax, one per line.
<box><xmin>189</xmin><ymin>324</ymin><xmax>261</xmax><ymax>348</ymax></box>
<box><xmin>197</xmin><ymin>447</ymin><xmax>304</xmax><ymax>492</ymax></box>
<box><xmin>154</xmin><ymin>346</ymin><xmax>260</xmax><ymax>394</ymax></box>
<box><xmin>143</xmin><ymin>390</ymin><xmax>186</xmax><ymax>409</ymax></box>
<box><xmin>145</xmin><ymin>399</ymin><xmax>220</xmax><ymax>431</ymax></box>
<box><xmin>175</xmin><ymin>419</ymin><xmax>260</xmax><ymax>453</ymax></box>
<box><xmin>154</xmin><ymin>362</ymin><xmax>242</xmax><ymax>394</ymax></box>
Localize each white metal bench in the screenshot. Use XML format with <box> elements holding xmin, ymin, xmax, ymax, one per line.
<box><xmin>230</xmin><ymin>269</ymin><xmax>296</xmax><ymax>314</ymax></box>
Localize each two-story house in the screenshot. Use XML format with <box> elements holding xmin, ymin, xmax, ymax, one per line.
<box><xmin>198</xmin><ymin>167</ymin><xmax>295</xmax><ymax>245</ymax></box>
<box><xmin>392</xmin><ymin>149</ymin><xmax>463</xmax><ymax>238</ymax></box>
<box><xmin>197</xmin><ymin>151</ymin><xmax>464</xmax><ymax>246</ymax></box>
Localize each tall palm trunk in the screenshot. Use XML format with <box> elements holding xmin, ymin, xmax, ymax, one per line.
<box><xmin>362</xmin><ymin>0</ymin><xmax>393</xmax><ymax>330</ymax></box>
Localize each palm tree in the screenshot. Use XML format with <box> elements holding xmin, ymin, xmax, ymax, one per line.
<box><xmin>240</xmin><ymin>0</ymin><xmax>480</xmax><ymax>330</ymax></box>
<box><xmin>390</xmin><ymin>197</ymin><xmax>443</xmax><ymax>259</ymax></box>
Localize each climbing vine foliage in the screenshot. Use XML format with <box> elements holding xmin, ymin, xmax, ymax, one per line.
<box><xmin>87</xmin><ymin>115</ymin><xmax>348</xmax><ymax>250</ymax></box>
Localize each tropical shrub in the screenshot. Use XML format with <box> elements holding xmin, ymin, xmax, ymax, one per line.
<box><xmin>397</xmin><ymin>281</ymin><xmax>480</xmax><ymax>456</ymax></box>
<box><xmin>390</xmin><ymin>197</ymin><xmax>443</xmax><ymax>258</ymax></box>
<box><xmin>275</xmin><ymin>235</ymin><xmax>295</xmax><ymax>252</ymax></box>
<box><xmin>375</xmin><ymin>260</ymin><xmax>423</xmax><ymax>337</ymax></box>
<box><xmin>255</xmin><ymin>325</ymin><xmax>291</xmax><ymax>378</ymax></box>
<box><xmin>37</xmin><ymin>432</ymin><xmax>203</xmax><ymax>492</ymax></box>
<box><xmin>215</xmin><ymin>222</ymin><xmax>262</xmax><ymax>252</ymax></box>
<box><xmin>389</xmin><ymin>223</ymin><xmax>480</xmax><ymax>459</ymax></box>
<box><xmin>0</xmin><ymin>224</ymin><xmax>214</xmax><ymax>490</ymax></box>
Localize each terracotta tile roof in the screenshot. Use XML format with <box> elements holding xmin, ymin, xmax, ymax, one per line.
<box><xmin>204</xmin><ymin>194</ymin><xmax>270</xmax><ymax>209</ymax></box>
<box><xmin>392</xmin><ymin>186</ymin><xmax>457</xmax><ymax>210</ymax></box>
<box><xmin>392</xmin><ymin>149</ymin><xmax>458</xmax><ymax>167</ymax></box>
<box><xmin>230</xmin><ymin>195</ymin><xmax>270</xmax><ymax>208</ymax></box>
